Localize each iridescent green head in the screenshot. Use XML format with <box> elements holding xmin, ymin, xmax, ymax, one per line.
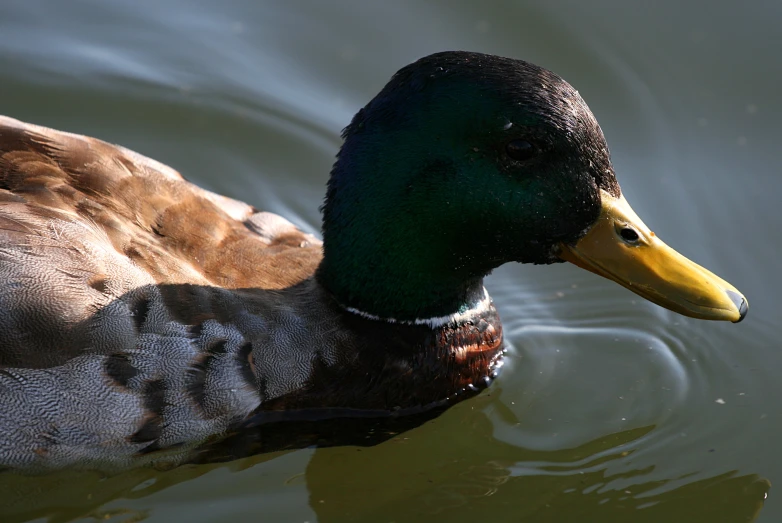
<box><xmin>317</xmin><ymin>51</ymin><xmax>747</xmax><ymax>324</ymax></box>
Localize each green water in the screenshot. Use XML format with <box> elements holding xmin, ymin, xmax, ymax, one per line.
<box><xmin>0</xmin><ymin>1</ymin><xmax>778</xmax><ymax>521</ymax></box>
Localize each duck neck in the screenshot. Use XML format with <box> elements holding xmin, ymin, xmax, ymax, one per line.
<box><xmin>315</xmin><ymin>172</ymin><xmax>496</xmax><ymax>324</ymax></box>
<box><xmin>317</xmin><ymin>253</ymin><xmax>489</xmax><ymax>324</ymax></box>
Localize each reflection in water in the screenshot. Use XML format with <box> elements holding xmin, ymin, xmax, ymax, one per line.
<box><xmin>0</xmin><ymin>394</ymin><xmax>768</xmax><ymax>523</ymax></box>
<box><xmin>305</xmin><ymin>395</ymin><xmax>768</xmax><ymax>523</ymax></box>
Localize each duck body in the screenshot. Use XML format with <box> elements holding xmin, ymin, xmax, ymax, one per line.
<box><xmin>0</xmin><ymin>52</ymin><xmax>746</xmax><ymax>471</ymax></box>
<box><xmin>0</xmin><ymin>115</ymin><xmax>502</xmax><ymax>470</ymax></box>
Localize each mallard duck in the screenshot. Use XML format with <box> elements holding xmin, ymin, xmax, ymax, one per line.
<box><xmin>0</xmin><ymin>51</ymin><xmax>746</xmax><ymax>471</ymax></box>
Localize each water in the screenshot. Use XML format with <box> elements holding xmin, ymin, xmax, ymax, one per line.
<box><xmin>0</xmin><ymin>1</ymin><xmax>778</xmax><ymax>521</ymax></box>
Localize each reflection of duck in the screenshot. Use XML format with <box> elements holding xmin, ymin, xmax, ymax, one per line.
<box><xmin>0</xmin><ymin>51</ymin><xmax>747</xmax><ymax>470</ymax></box>
<box><xmin>0</xmin><ymin>415</ymin><xmax>768</xmax><ymax>523</ymax></box>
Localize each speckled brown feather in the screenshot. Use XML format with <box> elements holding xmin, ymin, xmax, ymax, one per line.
<box><xmin>0</xmin><ymin>116</ymin><xmax>320</xmax><ymax>370</ymax></box>
<box><xmin>0</xmin><ymin>116</ymin><xmax>320</xmax><ymax>290</ymax></box>
<box><xmin>0</xmin><ymin>116</ymin><xmax>504</xmax><ymax>471</ymax></box>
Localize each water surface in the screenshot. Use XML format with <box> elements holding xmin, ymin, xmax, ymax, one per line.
<box><xmin>0</xmin><ymin>1</ymin><xmax>778</xmax><ymax>522</ymax></box>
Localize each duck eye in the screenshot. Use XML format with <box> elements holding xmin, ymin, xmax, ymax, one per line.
<box><xmin>505</xmin><ymin>139</ymin><xmax>536</xmax><ymax>161</ymax></box>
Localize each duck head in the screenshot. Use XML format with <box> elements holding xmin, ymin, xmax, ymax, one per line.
<box><xmin>318</xmin><ymin>51</ymin><xmax>747</xmax><ymax>324</ymax></box>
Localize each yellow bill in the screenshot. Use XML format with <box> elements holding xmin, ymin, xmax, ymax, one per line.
<box><xmin>558</xmin><ymin>190</ymin><xmax>748</xmax><ymax>322</ymax></box>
